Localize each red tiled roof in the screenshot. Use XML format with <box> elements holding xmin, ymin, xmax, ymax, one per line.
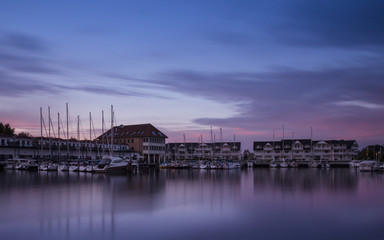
<box><xmin>98</xmin><ymin>123</ymin><xmax>168</xmax><ymax>139</ymax></box>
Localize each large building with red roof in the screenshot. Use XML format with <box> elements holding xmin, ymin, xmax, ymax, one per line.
<box><xmin>97</xmin><ymin>123</ymin><xmax>168</xmax><ymax>163</ymax></box>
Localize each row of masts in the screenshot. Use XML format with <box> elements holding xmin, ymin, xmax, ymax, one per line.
<box><xmin>39</xmin><ymin>104</ymin><xmax>116</xmax><ymax>160</ymax></box>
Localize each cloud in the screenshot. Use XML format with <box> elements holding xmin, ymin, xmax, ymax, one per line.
<box><xmin>332</xmin><ymin>100</ymin><xmax>384</xmax><ymax>110</ymax></box>
<box><xmin>0</xmin><ymin>52</ymin><xmax>60</xmax><ymax>75</ymax></box>
<box><xmin>0</xmin><ymin>70</ymin><xmax>59</xmax><ymax>97</ymax></box>
<box><xmin>276</xmin><ymin>0</ymin><xmax>384</xmax><ymax>48</ymax></box>
<box><xmin>0</xmin><ymin>32</ymin><xmax>165</xmax><ymax>99</ymax></box>
<box><xmin>152</xmin><ymin>56</ymin><xmax>384</xmax><ymax>141</ymax></box>
<box><xmin>1</xmin><ymin>32</ymin><xmax>49</xmax><ymax>52</ymax></box>
<box><xmin>203</xmin><ymin>0</ymin><xmax>384</xmax><ymax>49</ymax></box>
<box><xmin>0</xmin><ymin>32</ymin><xmax>60</xmax><ymax>76</ymax></box>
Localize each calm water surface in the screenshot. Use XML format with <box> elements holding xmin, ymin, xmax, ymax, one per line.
<box><xmin>1</xmin><ymin>168</ymin><xmax>384</xmax><ymax>240</ymax></box>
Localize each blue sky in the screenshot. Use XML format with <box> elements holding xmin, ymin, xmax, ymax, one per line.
<box><xmin>1</xmin><ymin>0</ymin><xmax>383</xmax><ymax>150</ymax></box>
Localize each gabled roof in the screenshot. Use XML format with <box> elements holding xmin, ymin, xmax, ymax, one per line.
<box><xmin>98</xmin><ymin>123</ymin><xmax>168</xmax><ymax>139</ymax></box>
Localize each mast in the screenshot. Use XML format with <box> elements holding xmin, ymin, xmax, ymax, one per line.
<box><xmin>111</xmin><ymin>105</ymin><xmax>114</xmax><ymax>156</ymax></box>
<box><xmin>77</xmin><ymin>115</ymin><xmax>80</xmax><ymax>159</ymax></box>
<box><xmin>210</xmin><ymin>126</ymin><xmax>213</xmax><ymax>160</ymax></box>
<box><xmin>66</xmin><ymin>103</ymin><xmax>69</xmax><ymax>159</ymax></box>
<box><xmin>89</xmin><ymin>112</ymin><xmax>91</xmax><ymax>142</ymax></box>
<box><xmin>89</xmin><ymin>112</ymin><xmax>91</xmax><ymax>158</ymax></box>
<box><xmin>58</xmin><ymin>112</ymin><xmax>61</xmax><ymax>160</ymax></box>
<box><xmin>291</xmin><ymin>131</ymin><xmax>294</xmax><ymax>160</ymax></box>
<box><xmin>273</xmin><ymin>129</ymin><xmax>276</xmax><ymax>161</ymax></box>
<box><xmin>102</xmin><ymin>110</ymin><xmax>105</xmax><ymax>156</ymax></box>
<box><xmin>233</xmin><ymin>134</ymin><xmax>235</xmax><ymax>160</ymax></box>
<box><xmin>48</xmin><ymin>106</ymin><xmax>51</xmax><ymax>159</ymax></box>
<box><xmin>282</xmin><ymin>125</ymin><xmax>285</xmax><ymax>160</ymax></box>
<box><xmin>220</xmin><ymin>127</ymin><xmax>223</xmax><ymax>159</ymax></box>
<box><xmin>310</xmin><ymin>127</ymin><xmax>313</xmax><ymax>161</ymax></box>
<box><xmin>40</xmin><ymin>107</ymin><xmax>43</xmax><ymax>160</ymax></box>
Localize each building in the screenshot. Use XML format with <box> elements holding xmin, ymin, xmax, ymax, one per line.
<box><xmin>253</xmin><ymin>139</ymin><xmax>359</xmax><ymax>162</ymax></box>
<box><xmin>166</xmin><ymin>142</ymin><xmax>242</xmax><ymax>161</ymax></box>
<box><xmin>97</xmin><ymin>123</ymin><xmax>168</xmax><ymax>164</ymax></box>
<box><xmin>0</xmin><ymin>133</ymin><xmax>128</xmax><ymax>160</ymax></box>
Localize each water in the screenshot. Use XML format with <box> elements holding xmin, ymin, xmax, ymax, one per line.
<box><xmin>1</xmin><ymin>168</ymin><xmax>384</xmax><ymax>240</ymax></box>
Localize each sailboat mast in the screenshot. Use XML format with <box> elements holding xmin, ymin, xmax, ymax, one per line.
<box><xmin>291</xmin><ymin>131</ymin><xmax>294</xmax><ymax>160</ymax></box>
<box><xmin>58</xmin><ymin>113</ymin><xmax>61</xmax><ymax>160</ymax></box>
<box><xmin>40</xmin><ymin>107</ymin><xmax>43</xmax><ymax>159</ymax></box>
<box><xmin>77</xmin><ymin>115</ymin><xmax>80</xmax><ymax>159</ymax></box>
<box><xmin>48</xmin><ymin>106</ymin><xmax>51</xmax><ymax>159</ymax></box>
<box><xmin>89</xmin><ymin>112</ymin><xmax>92</xmax><ymax>158</ymax></box>
<box><xmin>273</xmin><ymin>129</ymin><xmax>276</xmax><ymax>161</ymax></box>
<box><xmin>220</xmin><ymin>128</ymin><xmax>223</xmax><ymax>159</ymax></box>
<box><xmin>102</xmin><ymin>110</ymin><xmax>105</xmax><ymax>156</ymax></box>
<box><xmin>310</xmin><ymin>127</ymin><xmax>313</xmax><ymax>161</ymax></box>
<box><xmin>282</xmin><ymin>125</ymin><xmax>285</xmax><ymax>160</ymax></box>
<box><xmin>111</xmin><ymin>105</ymin><xmax>114</xmax><ymax>156</ymax></box>
<box><xmin>66</xmin><ymin>103</ymin><xmax>69</xmax><ymax>158</ymax></box>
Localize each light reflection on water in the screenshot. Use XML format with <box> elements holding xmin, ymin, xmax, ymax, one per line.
<box><xmin>0</xmin><ymin>169</ymin><xmax>383</xmax><ymax>240</ymax></box>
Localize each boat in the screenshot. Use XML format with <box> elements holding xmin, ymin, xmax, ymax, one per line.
<box><xmin>349</xmin><ymin>160</ymin><xmax>361</xmax><ymax>168</ymax></box>
<box><xmin>47</xmin><ymin>163</ymin><xmax>58</xmax><ymax>171</ymax></box>
<box><xmin>379</xmin><ymin>164</ymin><xmax>384</xmax><ymax>172</ymax></box>
<box><xmin>78</xmin><ymin>164</ymin><xmax>87</xmax><ymax>172</ymax></box>
<box><xmin>68</xmin><ymin>162</ymin><xmax>80</xmax><ymax>172</ymax></box>
<box><xmin>309</xmin><ymin>161</ymin><xmax>318</xmax><ymax>168</ymax></box>
<box><xmin>269</xmin><ymin>161</ymin><xmax>278</xmax><ymax>168</ymax></box>
<box><xmin>25</xmin><ymin>160</ymin><xmax>39</xmax><ymax>171</ymax></box>
<box><xmin>280</xmin><ymin>160</ymin><xmax>289</xmax><ymax>168</ymax></box>
<box><xmin>39</xmin><ymin>162</ymin><xmax>48</xmax><ymax>171</ymax></box>
<box><xmin>14</xmin><ymin>158</ymin><xmax>39</xmax><ymax>171</ymax></box>
<box><xmin>58</xmin><ymin>162</ymin><xmax>70</xmax><ymax>171</ymax></box>
<box><xmin>93</xmin><ymin>156</ymin><xmax>128</xmax><ymax>173</ymax></box>
<box><xmin>288</xmin><ymin>161</ymin><xmax>297</xmax><ymax>168</ymax></box>
<box><xmin>320</xmin><ymin>160</ymin><xmax>330</xmax><ymax>168</ymax></box>
<box><xmin>224</xmin><ymin>162</ymin><xmax>241</xmax><ymax>169</ymax></box>
<box><xmin>359</xmin><ymin>160</ymin><xmax>379</xmax><ymax>172</ymax></box>
<box><xmin>4</xmin><ymin>158</ymin><xmax>18</xmax><ymax>170</ymax></box>
<box><xmin>85</xmin><ymin>165</ymin><xmax>94</xmax><ymax>172</ymax></box>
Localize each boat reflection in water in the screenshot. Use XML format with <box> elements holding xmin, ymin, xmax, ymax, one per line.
<box><xmin>0</xmin><ymin>168</ymin><xmax>384</xmax><ymax>240</ymax></box>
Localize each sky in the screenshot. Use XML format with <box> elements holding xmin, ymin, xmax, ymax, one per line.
<box><xmin>0</xmin><ymin>0</ymin><xmax>383</xmax><ymax>150</ymax></box>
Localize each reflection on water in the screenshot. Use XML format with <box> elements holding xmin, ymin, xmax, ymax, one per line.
<box><xmin>0</xmin><ymin>169</ymin><xmax>383</xmax><ymax>240</ymax></box>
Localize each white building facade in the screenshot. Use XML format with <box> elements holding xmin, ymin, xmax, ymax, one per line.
<box><xmin>253</xmin><ymin>139</ymin><xmax>358</xmax><ymax>162</ymax></box>
<box><xmin>0</xmin><ymin>134</ymin><xmax>129</xmax><ymax>160</ymax></box>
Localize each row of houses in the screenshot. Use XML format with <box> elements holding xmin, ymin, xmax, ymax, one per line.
<box><xmin>0</xmin><ymin>133</ymin><xmax>130</xmax><ymax>160</ymax></box>
<box><xmin>253</xmin><ymin>139</ymin><xmax>359</xmax><ymax>161</ymax></box>
<box><xmin>0</xmin><ymin>123</ymin><xmax>360</xmax><ymax>162</ymax></box>
<box><xmin>165</xmin><ymin>142</ymin><xmax>242</xmax><ymax>161</ymax></box>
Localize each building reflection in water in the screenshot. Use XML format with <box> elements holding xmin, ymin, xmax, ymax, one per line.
<box><xmin>1</xmin><ymin>169</ymin><xmax>384</xmax><ymax>240</ymax></box>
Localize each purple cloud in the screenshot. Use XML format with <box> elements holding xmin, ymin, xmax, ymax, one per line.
<box><xmin>203</xmin><ymin>0</ymin><xmax>384</xmax><ymax>49</ymax></box>
<box><xmin>151</xmin><ymin>55</ymin><xmax>384</xmax><ymax>142</ymax></box>
<box><xmin>2</xmin><ymin>32</ymin><xmax>49</xmax><ymax>52</ymax></box>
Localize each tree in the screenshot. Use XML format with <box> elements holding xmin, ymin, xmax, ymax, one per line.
<box><xmin>0</xmin><ymin>122</ymin><xmax>15</xmax><ymax>136</ymax></box>
<box><xmin>17</xmin><ymin>132</ymin><xmax>33</xmax><ymax>138</ymax></box>
<box><xmin>243</xmin><ymin>149</ymin><xmax>250</xmax><ymax>160</ymax></box>
<box><xmin>358</xmin><ymin>145</ymin><xmax>384</xmax><ymax>161</ymax></box>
